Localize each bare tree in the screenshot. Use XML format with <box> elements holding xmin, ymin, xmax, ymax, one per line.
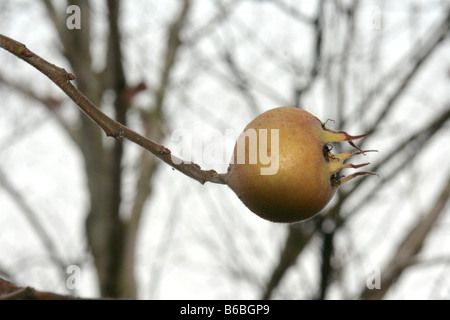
<box><xmin>0</xmin><ymin>0</ymin><xmax>449</xmax><ymax>300</ymax></box>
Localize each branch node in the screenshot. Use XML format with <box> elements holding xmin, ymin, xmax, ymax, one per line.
<box><xmin>115</xmin><ymin>131</ymin><xmax>124</xmax><ymax>140</ymax></box>
<box><xmin>160</xmin><ymin>147</ymin><xmax>171</xmax><ymax>155</ymax></box>
<box><xmin>209</xmin><ymin>170</ymin><xmax>218</xmax><ymax>177</ymax></box>
<box><xmin>66</xmin><ymin>72</ymin><xmax>76</xmax><ymax>81</ymax></box>
<box><xmin>19</xmin><ymin>45</ymin><xmax>33</xmax><ymax>57</ymax></box>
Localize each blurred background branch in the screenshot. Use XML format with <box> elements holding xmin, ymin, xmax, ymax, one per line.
<box><xmin>0</xmin><ymin>0</ymin><xmax>449</xmax><ymax>300</ymax></box>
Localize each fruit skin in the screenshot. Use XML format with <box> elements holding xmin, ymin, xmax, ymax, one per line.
<box><xmin>227</xmin><ymin>106</ymin><xmax>375</xmax><ymax>223</ymax></box>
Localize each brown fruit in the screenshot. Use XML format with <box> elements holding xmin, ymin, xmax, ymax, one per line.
<box><xmin>227</xmin><ymin>106</ymin><xmax>376</xmax><ymax>223</ymax></box>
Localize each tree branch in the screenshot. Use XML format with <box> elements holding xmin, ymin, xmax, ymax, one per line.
<box><xmin>121</xmin><ymin>0</ymin><xmax>193</xmax><ymax>297</ymax></box>
<box><xmin>0</xmin><ymin>33</ymin><xmax>227</xmax><ymax>185</ymax></box>
<box><xmin>0</xmin><ymin>168</ymin><xmax>67</xmax><ymax>271</ymax></box>
<box><xmin>348</xmin><ymin>9</ymin><xmax>450</xmax><ymax>135</ymax></box>
<box><xmin>293</xmin><ymin>0</ymin><xmax>325</xmax><ymax>108</ymax></box>
<box><xmin>0</xmin><ymin>73</ymin><xmax>78</xmax><ymax>144</ymax></box>
<box><xmin>0</xmin><ymin>277</ymin><xmax>85</xmax><ymax>300</ymax></box>
<box><xmin>358</xmin><ymin>174</ymin><xmax>450</xmax><ymax>300</ymax></box>
<box><xmin>261</xmin><ymin>220</ymin><xmax>317</xmax><ymax>299</ymax></box>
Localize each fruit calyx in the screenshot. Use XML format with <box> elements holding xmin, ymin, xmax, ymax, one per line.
<box><xmin>320</xmin><ymin>121</ymin><xmax>372</xmax><ymax>154</ymax></box>
<box><xmin>319</xmin><ymin>123</ymin><xmax>378</xmax><ymax>188</ymax></box>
